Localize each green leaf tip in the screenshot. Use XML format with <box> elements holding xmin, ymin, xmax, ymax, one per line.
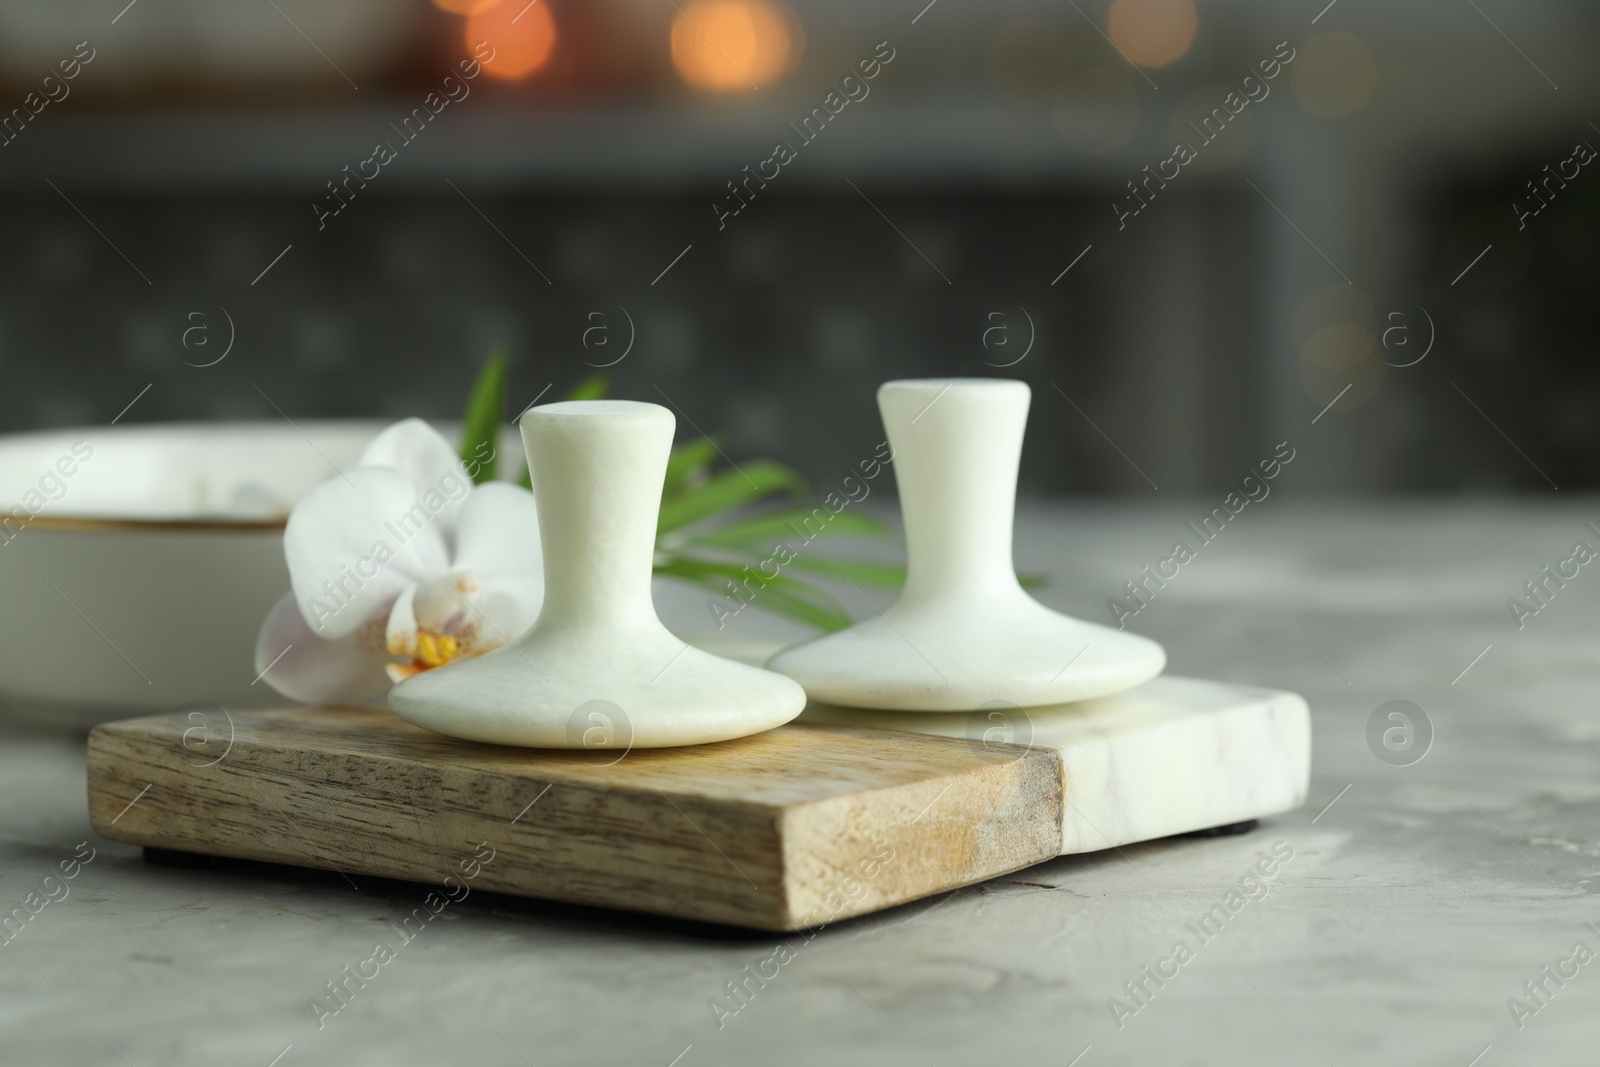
<box><xmin>460</xmin><ymin>346</ymin><xmax>508</xmax><ymax>485</ymax></box>
<box><xmin>564</xmin><ymin>373</ymin><xmax>610</xmax><ymax>402</ymax></box>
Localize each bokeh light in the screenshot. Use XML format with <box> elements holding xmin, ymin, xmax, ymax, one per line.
<box><xmin>1303</xmin><ymin>323</ymin><xmax>1376</xmax><ymax>370</ymax></box>
<box><xmin>466</xmin><ymin>0</ymin><xmax>558</xmax><ymax>82</ymax></box>
<box><xmin>1291</xmin><ymin>32</ymin><xmax>1378</xmax><ymax>118</ymax></box>
<box><xmin>985</xmin><ymin>18</ymin><xmax>1071</xmax><ymax>106</ymax></box>
<box><xmin>1053</xmin><ymin>67</ymin><xmax>1138</xmax><ymax>154</ymax></box>
<box><xmin>432</xmin><ymin>0</ymin><xmax>499</xmax><ymax>15</ymax></box>
<box><xmin>1301</xmin><ymin>349</ymin><xmax>1384</xmax><ymax>412</ymax></box>
<box><xmin>1296</xmin><ymin>286</ymin><xmax>1382</xmax><ymax>411</ymax></box>
<box><xmin>1107</xmin><ymin>0</ymin><xmax>1198</xmax><ymax>70</ymax></box>
<box><xmin>1294</xmin><ymin>285</ymin><xmax>1375</xmax><ymax>349</ymax></box>
<box><xmin>670</xmin><ymin>0</ymin><xmax>799</xmax><ymax>93</ymax></box>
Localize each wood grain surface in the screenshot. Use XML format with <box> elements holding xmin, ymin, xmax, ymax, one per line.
<box><xmin>86</xmin><ymin>706</ymin><xmax>1063</xmax><ymax>930</ymax></box>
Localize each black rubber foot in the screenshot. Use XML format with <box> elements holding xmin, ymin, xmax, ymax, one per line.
<box><xmin>1177</xmin><ymin>819</ymin><xmax>1259</xmax><ymax>839</ymax></box>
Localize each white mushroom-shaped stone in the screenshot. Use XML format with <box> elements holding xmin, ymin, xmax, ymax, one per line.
<box><xmin>389</xmin><ymin>400</ymin><xmax>806</xmax><ymax>748</ymax></box>
<box><xmin>768</xmin><ymin>379</ymin><xmax>1165</xmax><ymax>711</ymax></box>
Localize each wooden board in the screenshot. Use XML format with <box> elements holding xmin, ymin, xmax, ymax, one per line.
<box><xmin>87</xmin><ymin>707</ymin><xmax>1064</xmax><ymax>931</ymax></box>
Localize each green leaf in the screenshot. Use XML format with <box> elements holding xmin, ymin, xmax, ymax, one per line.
<box><xmin>654</xmin><ymin>557</ymin><xmax>853</xmax><ymax>632</ymax></box>
<box><xmin>1019</xmin><ymin>572</ymin><xmax>1049</xmax><ymax>590</ymax></box>
<box><xmin>681</xmin><ymin>506</ymin><xmax>891</xmax><ymax>550</ymax></box>
<box><xmin>724</xmin><ymin>582</ymin><xmax>853</xmax><ymax>632</ymax></box>
<box><xmin>783</xmin><ymin>555</ymin><xmax>907</xmax><ymax>588</ymax></box>
<box><xmin>460</xmin><ymin>347</ymin><xmax>507</xmax><ymax>485</ymax></box>
<box><xmin>663</xmin><ymin>437</ymin><xmax>720</xmax><ymax>499</ymax></box>
<box><xmin>656</xmin><ymin>461</ymin><xmax>807</xmax><ymax>534</ymax></box>
<box><xmin>565</xmin><ymin>373</ymin><xmax>610</xmax><ymax>401</ymax></box>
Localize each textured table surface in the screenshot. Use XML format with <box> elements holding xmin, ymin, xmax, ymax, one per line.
<box><xmin>4</xmin><ymin>499</ymin><xmax>1598</xmax><ymax>1066</ymax></box>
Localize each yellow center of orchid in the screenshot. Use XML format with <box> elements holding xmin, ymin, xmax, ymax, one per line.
<box><xmin>415</xmin><ymin>630</ymin><xmax>460</xmax><ymax>669</ymax></box>
<box><xmin>385</xmin><ymin>628</ymin><xmax>472</xmax><ymax>684</ymax></box>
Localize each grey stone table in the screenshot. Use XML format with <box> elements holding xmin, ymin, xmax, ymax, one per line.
<box><xmin>4</xmin><ymin>500</ymin><xmax>1598</xmax><ymax>1066</ymax></box>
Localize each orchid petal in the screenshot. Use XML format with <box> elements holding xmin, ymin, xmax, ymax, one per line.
<box><xmin>412</xmin><ymin>573</ymin><xmax>483</xmax><ymax>640</ymax></box>
<box><xmin>465</xmin><ymin>581</ymin><xmax>540</xmax><ymax>654</ymax></box>
<box><xmin>385</xmin><ymin>583</ymin><xmax>419</xmax><ymax>658</ymax></box>
<box><xmin>255</xmin><ymin>592</ymin><xmax>393</xmax><ymax>705</ymax></box>
<box><xmin>358</xmin><ymin>418</ymin><xmax>472</xmax><ymax>535</ymax></box>
<box><xmin>453</xmin><ymin>481</ymin><xmax>544</xmax><ymax>581</ymax></box>
<box><xmin>407</xmin><ymin>572</ymin><xmax>539</xmax><ymax>658</ymax></box>
<box><xmin>284</xmin><ymin>467</ymin><xmax>448</xmax><ymax>639</ymax></box>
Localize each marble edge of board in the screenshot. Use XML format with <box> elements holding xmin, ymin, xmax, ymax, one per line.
<box><xmin>797</xmin><ymin>674</ymin><xmax>1313</xmax><ymax>855</ymax></box>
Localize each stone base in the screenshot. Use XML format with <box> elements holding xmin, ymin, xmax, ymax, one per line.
<box><xmin>798</xmin><ymin>674</ymin><xmax>1311</xmax><ymax>855</ymax></box>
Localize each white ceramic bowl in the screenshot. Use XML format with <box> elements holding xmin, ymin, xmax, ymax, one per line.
<box><xmin>0</xmin><ymin>421</ymin><xmax>393</xmax><ymax>725</ymax></box>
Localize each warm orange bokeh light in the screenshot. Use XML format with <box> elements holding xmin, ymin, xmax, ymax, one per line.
<box><xmin>1107</xmin><ymin>0</ymin><xmax>1199</xmax><ymax>70</ymax></box>
<box><xmin>1292</xmin><ymin>32</ymin><xmax>1378</xmax><ymax>118</ymax></box>
<box><xmin>432</xmin><ymin>0</ymin><xmax>499</xmax><ymax>15</ymax></box>
<box><xmin>466</xmin><ymin>0</ymin><xmax>557</xmax><ymax>81</ymax></box>
<box><xmin>670</xmin><ymin>0</ymin><xmax>797</xmax><ymax>92</ymax></box>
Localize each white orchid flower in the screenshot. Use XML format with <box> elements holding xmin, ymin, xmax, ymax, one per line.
<box><xmin>254</xmin><ymin>418</ymin><xmax>543</xmax><ymax>704</ymax></box>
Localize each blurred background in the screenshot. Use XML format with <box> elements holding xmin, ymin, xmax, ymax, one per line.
<box><xmin>0</xmin><ymin>0</ymin><xmax>1596</xmax><ymax>494</ymax></box>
